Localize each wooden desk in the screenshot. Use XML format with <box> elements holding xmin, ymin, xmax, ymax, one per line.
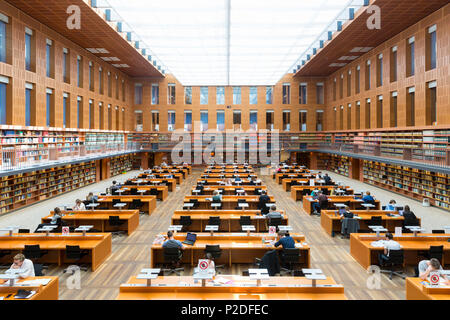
<box><xmin>151</xmin><ymin>233</ymin><xmax>310</xmax><ymax>268</ymax></box>
<box><xmin>303</xmin><ymin>196</ymin><xmax>380</xmax><ymax>215</ymax></box>
<box><xmin>205</xmin><ymin>169</ymin><xmax>253</xmax><ymax>173</ymax></box>
<box><xmin>350</xmin><ymin>233</ymin><xmax>450</xmax><ymax>269</ymax></box>
<box><xmin>272</xmin><ymin>169</ymin><xmax>310</xmax><ymax>179</ymax></box>
<box><xmin>406</xmin><ymin>278</ymin><xmax>450</xmax><ymax>300</ymax></box>
<box><xmin>116</xmin><ymin>185</ymin><xmax>169</xmax><ymax>201</ymax></box>
<box><xmin>138</xmin><ymin>173</ymin><xmax>183</xmax><ymax>184</ymax></box>
<box><xmin>201</xmin><ymin>173</ymin><xmax>253</xmax><ymax>178</ymax></box>
<box><xmin>151</xmin><ymin>168</ymin><xmax>188</xmax><ymax>179</ymax></box>
<box><xmin>191</xmin><ymin>185</ymin><xmax>267</xmax><ymax>196</ymax></box>
<box><xmin>117</xmin><ymin>275</ymin><xmax>346</xmax><ymax>300</ymax></box>
<box><xmin>128</xmin><ymin>178</ymin><xmax>176</xmax><ymax>192</ymax></box>
<box><xmin>0</xmin><ymin>234</ymin><xmax>111</xmax><ymax>271</ymax></box>
<box><xmin>161</xmin><ymin>165</ymin><xmax>192</xmax><ymax>174</ymax></box>
<box><xmin>42</xmin><ymin>210</ymin><xmax>139</xmax><ymax>236</ymax></box>
<box><xmin>0</xmin><ymin>277</ymin><xmax>59</xmax><ymax>300</ymax></box>
<box><xmin>320</xmin><ymin>210</ymin><xmax>420</xmax><ymax>237</ymax></box>
<box><xmin>196</xmin><ymin>178</ymin><xmax>261</xmax><ymax>186</ymax></box>
<box><xmin>291</xmin><ymin>186</ymin><xmax>353</xmax><ymax>201</ymax></box>
<box><xmin>275</xmin><ymin>173</ymin><xmax>315</xmax><ymax>184</ymax></box>
<box><xmin>97</xmin><ymin>195</ymin><xmax>157</xmax><ymax>215</ymax></box>
<box><xmin>172</xmin><ymin>211</ymin><xmax>288</xmax><ymax>232</ymax></box>
<box><xmin>184</xmin><ymin>195</ymin><xmax>275</xmax><ymax>210</ymax></box>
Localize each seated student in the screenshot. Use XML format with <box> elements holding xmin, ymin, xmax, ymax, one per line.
<box><xmin>265</xmin><ymin>205</ymin><xmax>283</xmax><ymax>219</ymax></box>
<box><xmin>7</xmin><ymin>254</ymin><xmax>35</xmax><ymax>279</ymax></box>
<box><xmin>162</xmin><ymin>231</ymin><xmax>184</xmax><ymax>249</ymax></box>
<box><xmin>385</xmin><ymin>200</ymin><xmax>397</xmax><ymax>211</ymax></box>
<box><xmin>204</xmin><ymin>252</ymin><xmax>216</xmax><ymax>276</ymax></box>
<box><xmin>50</xmin><ymin>207</ymin><xmax>62</xmax><ymax>225</ymax></box>
<box><xmin>234</xmin><ymin>176</ymin><xmax>242</xmax><ymax>182</ymax></box>
<box><xmin>273</xmin><ymin>231</ymin><xmax>295</xmax><ymax>249</ymax></box>
<box><xmin>378</xmin><ymin>233</ymin><xmax>401</xmax><ymax>266</ymax></box>
<box><xmin>418</xmin><ymin>258</ymin><xmax>450</xmax><ymax>285</ymax></box>
<box><xmin>73</xmin><ymin>199</ymin><xmax>86</xmax><ymax>211</ymax></box>
<box><xmin>310</xmin><ymin>189</ymin><xmax>320</xmax><ymax>198</ymax></box>
<box><xmin>362</xmin><ymin>191</ymin><xmax>375</xmax><ymax>204</ymax></box>
<box><xmin>212</xmin><ymin>190</ymin><xmax>222</xmax><ymax>202</ymax></box>
<box><xmin>312</xmin><ymin>192</ymin><xmax>328</xmax><ymax>215</ymax></box>
<box><xmin>258</xmin><ymin>190</ymin><xmax>271</xmax><ymax>215</ymax></box>
<box><xmin>401</xmin><ymin>205</ymin><xmax>416</xmax><ymax>220</ymax></box>
<box><xmin>86</xmin><ymin>192</ymin><xmax>98</xmax><ymax>203</ymax></box>
<box><xmin>323</xmin><ymin>173</ymin><xmax>332</xmax><ymax>185</ymax></box>
<box><xmin>110</xmin><ymin>181</ymin><xmax>120</xmax><ymax>195</ymax></box>
<box><xmin>224</xmin><ymin>178</ymin><xmax>233</xmax><ymax>186</ymax></box>
<box><xmin>340</xmin><ymin>205</ymin><xmax>353</xmax><ymax>218</ymax></box>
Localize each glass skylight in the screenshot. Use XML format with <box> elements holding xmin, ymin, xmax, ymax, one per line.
<box><xmin>103</xmin><ymin>0</ymin><xmax>353</xmax><ymax>86</ymax></box>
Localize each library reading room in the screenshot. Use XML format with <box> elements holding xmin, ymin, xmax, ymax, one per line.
<box><xmin>0</xmin><ymin>0</ymin><xmax>449</xmax><ymax>309</ymax></box>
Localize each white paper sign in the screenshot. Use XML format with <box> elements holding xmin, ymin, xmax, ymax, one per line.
<box><xmin>309</xmin><ymin>179</ymin><xmax>315</xmax><ymax>186</ymax></box>
<box><xmin>62</xmin><ymin>227</ymin><xmax>70</xmax><ymax>236</ymax></box>
<box><xmin>198</xmin><ymin>259</ymin><xmax>210</xmax><ymax>274</ymax></box>
<box><xmin>268</xmin><ymin>226</ymin><xmax>276</xmax><ymax>236</ymax></box>
<box><xmin>429</xmin><ymin>271</ymin><xmax>440</xmax><ymax>286</ymax></box>
<box><xmin>395</xmin><ymin>227</ymin><xmax>402</xmax><ymax>237</ymax></box>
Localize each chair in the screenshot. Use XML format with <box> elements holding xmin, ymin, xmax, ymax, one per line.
<box><xmin>280</xmin><ymin>248</ymin><xmax>301</xmax><ymax>276</ymax></box>
<box><xmin>150</xmin><ymin>189</ymin><xmax>159</xmax><ymax>196</ymax></box>
<box><xmin>23</xmin><ymin>245</ymin><xmax>48</xmax><ymax>261</ymax></box>
<box><xmin>34</xmin><ymin>264</ymin><xmax>44</xmax><ymax>277</ymax></box>
<box><xmin>321</xmin><ymin>188</ymin><xmax>329</xmax><ymax>195</ymax></box>
<box><xmin>162</xmin><ymin>247</ymin><xmax>184</xmax><ymax>275</ymax></box>
<box><xmin>367</xmin><ymin>216</ymin><xmax>383</xmax><ymax>228</ymax></box>
<box><xmin>208</xmin><ymin>216</ymin><xmax>221</xmax><ymax>227</ymax></box>
<box><xmin>239</xmin><ymin>216</ymin><xmax>252</xmax><ymax>227</ymax></box>
<box><xmin>379</xmin><ymin>249</ymin><xmax>406</xmax><ymax>280</ymax></box>
<box><xmin>402</xmin><ymin>218</ymin><xmax>420</xmax><ymax>233</ymax></box>
<box><xmin>18</xmin><ymin>229</ymin><xmax>30</xmax><ymax>234</ymax></box>
<box><xmin>180</xmin><ymin>216</ymin><xmax>192</xmax><ymax>231</ymax></box>
<box><xmin>129</xmin><ymin>199</ymin><xmax>144</xmax><ymax>213</ymax></box>
<box><xmin>235</xmin><ymin>199</ymin><xmax>247</xmax><ymax>210</ymax></box>
<box><xmin>189</xmin><ymin>199</ymin><xmax>200</xmax><ymax>209</ymax></box>
<box><xmin>63</xmin><ymin>245</ymin><xmax>89</xmax><ymax>273</ymax></box>
<box><xmin>432</xmin><ymin>230</ymin><xmax>445</xmax><ymax>234</ymax></box>
<box><xmin>108</xmin><ymin>216</ymin><xmax>126</xmax><ymax>236</ymax></box>
<box><xmin>0</xmin><ymin>250</ymin><xmax>11</xmax><ymax>259</ymax></box>
<box><xmin>112</xmin><ymin>199</ymin><xmax>121</xmax><ymax>207</ymax></box>
<box><xmin>204</xmin><ymin>245</ymin><xmax>225</xmax><ymax>274</ymax></box>
<box><xmin>382</xmin><ymin>206</ymin><xmax>386</xmax><ymax>210</ymax></box>
<box><xmin>130</xmin><ymin>188</ymin><xmax>138</xmax><ymax>196</ymax></box>
<box><xmin>418</xmin><ymin>245</ymin><xmax>444</xmax><ymax>264</ymax></box>
<box><xmin>301</xmin><ymin>189</ymin><xmax>311</xmax><ymax>196</ymax></box>
<box><xmin>268</xmin><ymin>217</ymin><xmax>282</xmax><ymax>231</ymax></box>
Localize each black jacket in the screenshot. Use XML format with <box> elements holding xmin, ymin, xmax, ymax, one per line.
<box><xmin>259</xmin><ymin>250</ymin><xmax>280</xmax><ymax>276</ymax></box>
<box><xmin>258</xmin><ymin>195</ymin><xmax>271</xmax><ymax>214</ymax></box>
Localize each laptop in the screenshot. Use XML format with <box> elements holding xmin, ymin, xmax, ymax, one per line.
<box><xmin>182</xmin><ymin>232</ymin><xmax>197</xmax><ymax>245</ymax></box>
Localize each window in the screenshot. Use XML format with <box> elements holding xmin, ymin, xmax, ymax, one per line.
<box><xmin>427</xmin><ymin>25</ymin><xmax>437</xmax><ymax>71</ymax></box>
<box><xmin>77</xmin><ymin>97</ymin><xmax>82</xmax><ymax>129</ymax></box>
<box><xmin>390</xmin><ymin>92</ymin><xmax>397</xmax><ymax>127</ymax></box>
<box><xmin>99</xmin><ymin>68</ymin><xmax>103</xmax><ymax>94</ymax></box>
<box><xmin>316</xmin><ymin>83</ymin><xmax>324</xmax><ymax>104</ymax></box>
<box><xmin>25</xmin><ymin>28</ymin><xmax>33</xmax><ymax>71</ymax></box>
<box><xmin>390</xmin><ymin>46</ymin><xmax>397</xmax><ymax>82</ymax></box>
<box><xmin>62</xmin><ymin>48</ymin><xmax>69</xmax><ymax>83</ymax></box>
<box><xmin>339</xmin><ymin>106</ymin><xmax>344</xmax><ymax>130</ymax></box>
<box><xmin>339</xmin><ymin>76</ymin><xmax>343</xmax><ymax>99</ymax></box>
<box><xmin>217</xmin><ymin>110</ymin><xmax>225</xmax><ymax>131</ymax></box>
<box><xmin>365</xmin><ymin>60</ymin><xmax>371</xmax><ymax>90</ymax></box>
<box><xmin>250</xmin><ymin>110</ymin><xmax>258</xmax><ymax>131</ymax></box>
<box><xmin>122</xmin><ymin>108</ymin><xmax>125</xmax><ymax>130</ymax></box>
<box><xmin>282</xmin><ymin>110</ymin><xmax>291</xmax><ymax>131</ymax></box>
<box><xmin>355</xmin><ymin>102</ymin><xmax>361</xmax><ymax>129</ymax></box>
<box><xmin>266</xmin><ymin>110</ymin><xmax>274</xmax><ymax>131</ymax></box>
<box><xmin>200</xmin><ymin>87</ymin><xmax>208</xmax><ymax>105</ymax></box>
<box><xmin>0</xmin><ymin>76</ymin><xmax>8</xmax><ymax>124</ymax></box>
<box><xmin>63</xmin><ymin>93</ymin><xmax>69</xmax><ymax>128</ymax></box>
<box><xmin>168</xmin><ymin>111</ymin><xmax>176</xmax><ymax>131</ymax></box>
<box><xmin>77</xmin><ymin>56</ymin><xmax>83</xmax><ymax>88</ymax></box>
<box><xmin>355</xmin><ymin>66</ymin><xmax>360</xmax><ymax>94</ymax></box>
<box><xmin>200</xmin><ymin>110</ymin><xmax>208</xmax><ymax>131</ymax></box>
<box><xmin>99</xmin><ymin>103</ymin><xmax>103</xmax><ymax>129</ymax></box>
<box><xmin>376</xmin><ymin>54</ymin><xmax>383</xmax><ymax>87</ymax></box>
<box><xmin>376</xmin><ymin>95</ymin><xmax>383</xmax><ymax>128</ymax></box>
<box><xmin>168</xmin><ymin>83</ymin><xmax>176</xmax><ymax>105</ymax></box>
<box><xmin>347</xmin><ymin>104</ymin><xmax>351</xmax><ymax>130</ymax></box>
<box><xmin>25</xmin><ymin>83</ymin><xmax>33</xmax><ymax>126</ymax></box>
<box><xmin>266</xmin><ymin>86</ymin><xmax>273</xmax><ymax>104</ymax></box>
<box><xmin>407</xmin><ymin>37</ymin><xmax>415</xmax><ymax>77</ymax></box>
<box><xmin>347</xmin><ymin>71</ymin><xmax>351</xmax><ymax>97</ymax></box>
<box><xmin>233</xmin><ymin>110</ymin><xmax>241</xmax><ymax>130</ymax></box>
<box><xmin>332</xmin><ymin>79</ymin><xmax>336</xmax><ymax>101</ymax></box>
<box><xmin>406</xmin><ymin>87</ymin><xmax>415</xmax><ymax>126</ymax></box>
<box><xmin>122</xmin><ymin>80</ymin><xmax>126</xmax><ymax>102</ymax></box>
<box><xmin>365</xmin><ymin>99</ymin><xmax>371</xmax><ymax>129</ymax></box>
<box><xmin>89</xmin><ymin>62</ymin><xmax>94</xmax><ymax>91</ymax></box>
<box><xmin>115</xmin><ymin>107</ymin><xmax>120</xmax><ymax>130</ymax></box>
<box><xmin>0</xmin><ymin>15</ymin><xmax>7</xmax><ymax>63</ymax></box>
<box><xmin>299</xmin><ymin>110</ymin><xmax>307</xmax><ymax>131</ymax></box>
<box><xmin>151</xmin><ymin>110</ymin><xmax>160</xmax><ymax>131</ymax></box>
<box><xmin>185</xmin><ymin>86</ymin><xmax>193</xmax><ymax>105</ymax></box>
<box><xmin>115</xmin><ymin>76</ymin><xmax>120</xmax><ymax>100</ymax></box>
<box><xmin>151</xmin><ymin>84</ymin><xmax>159</xmax><ymax>105</ymax></box>
<box><xmin>184</xmin><ymin>110</ymin><xmax>192</xmax><ymax>132</ymax></box>
<box><xmin>46</xmin><ymin>88</ymin><xmax>53</xmax><ymax>127</ymax></box>
<box><xmin>249</xmin><ymin>87</ymin><xmax>257</xmax><ymax>105</ymax></box>
<box><xmin>282</xmin><ymin>83</ymin><xmax>290</xmax><ymax>104</ymax></box>
<box><xmin>426</xmin><ymin>81</ymin><xmax>437</xmax><ymax>125</ymax></box>
<box><xmin>107</xmin><ymin>72</ymin><xmax>112</xmax><ymax>97</ymax></box>
<box><xmin>299</xmin><ymin>83</ymin><xmax>307</xmax><ymax>104</ymax></box>
<box><xmin>216</xmin><ymin>87</ymin><xmax>225</xmax><ymax>105</ymax></box>
<box><xmin>316</xmin><ymin>110</ymin><xmax>323</xmax><ymax>131</ymax></box>
<box><xmin>108</xmin><ymin>105</ymin><xmax>112</xmax><ymax>130</ymax></box>
<box><xmin>46</xmin><ymin>39</ymin><xmax>53</xmax><ymax>78</ymax></box>
<box><xmin>135</xmin><ymin>83</ymin><xmax>143</xmax><ymax>105</ymax></box>
<box><xmin>135</xmin><ymin>110</ymin><xmax>143</xmax><ymax>131</ymax></box>
<box><xmin>233</xmin><ymin>87</ymin><xmax>241</xmax><ymax>105</ymax></box>
<box><xmin>89</xmin><ymin>99</ymin><xmax>94</xmax><ymax>129</ymax></box>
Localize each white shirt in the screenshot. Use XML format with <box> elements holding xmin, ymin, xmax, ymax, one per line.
<box><xmin>9</xmin><ymin>259</ymin><xmax>35</xmax><ymax>279</ymax></box>
<box><xmin>73</xmin><ymin>203</ymin><xmax>86</xmax><ymax>211</ymax></box>
<box><xmin>384</xmin><ymin>240</ymin><xmax>401</xmax><ymax>256</ymax></box>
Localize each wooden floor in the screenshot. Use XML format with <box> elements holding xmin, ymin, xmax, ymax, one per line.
<box><xmin>46</xmin><ymin>168</ymin><xmax>406</xmax><ymax>300</ymax></box>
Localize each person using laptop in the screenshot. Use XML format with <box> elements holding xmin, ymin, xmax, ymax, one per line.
<box><xmin>273</xmin><ymin>231</ymin><xmax>295</xmax><ymax>249</ymax></box>
<box><xmin>385</xmin><ymin>200</ymin><xmax>397</xmax><ymax>211</ymax></box>
<box><xmin>362</xmin><ymin>191</ymin><xmax>375</xmax><ymax>204</ymax></box>
<box><xmin>212</xmin><ymin>190</ymin><xmax>222</xmax><ymax>202</ymax></box>
<box><xmin>7</xmin><ymin>254</ymin><xmax>35</xmax><ymax>279</ymax></box>
<box><xmin>163</xmin><ymin>231</ymin><xmax>184</xmax><ymax>250</ymax></box>
<box><xmin>73</xmin><ymin>199</ymin><xmax>86</xmax><ymax>211</ymax></box>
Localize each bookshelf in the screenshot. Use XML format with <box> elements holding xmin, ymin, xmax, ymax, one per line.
<box><xmin>0</xmin><ymin>162</ymin><xmax>96</xmax><ymax>215</ymax></box>
<box><xmin>363</xmin><ymin>160</ymin><xmax>450</xmax><ymax>211</ymax></box>
<box><xmin>110</xmin><ymin>155</ymin><xmax>133</xmax><ymax>177</ymax></box>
